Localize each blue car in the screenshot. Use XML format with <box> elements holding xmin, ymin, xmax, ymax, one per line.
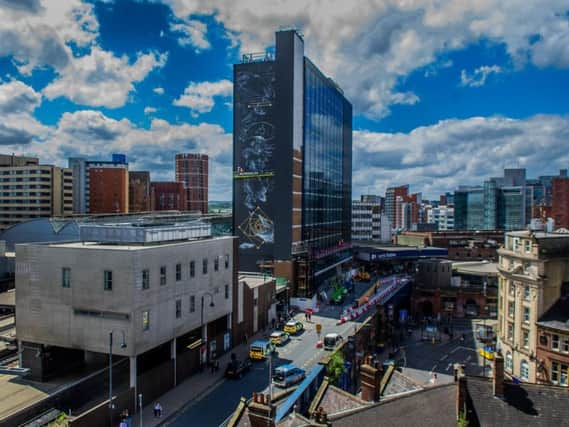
<box><xmin>272</xmin><ymin>363</ymin><xmax>306</xmax><ymax>388</ymax></box>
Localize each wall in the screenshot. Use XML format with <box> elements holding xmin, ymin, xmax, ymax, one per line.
<box><xmin>89</xmin><ymin>168</ymin><xmax>128</xmax><ymax>214</ymax></box>
<box><xmin>70</xmin><ymin>388</ymin><xmax>134</xmax><ymax>427</ymax></box>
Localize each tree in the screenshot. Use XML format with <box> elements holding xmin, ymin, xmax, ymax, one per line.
<box><xmin>327</xmin><ymin>351</ymin><xmax>345</xmax><ymax>385</ymax></box>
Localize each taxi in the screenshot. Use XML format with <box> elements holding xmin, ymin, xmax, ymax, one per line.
<box><xmin>249</xmin><ymin>340</ymin><xmax>275</xmax><ymax>361</ymax></box>
<box><xmin>270</xmin><ymin>331</ymin><xmax>290</xmax><ymax>346</ymax></box>
<box><xmin>284</xmin><ymin>320</ymin><xmax>304</xmax><ymax>335</ymax></box>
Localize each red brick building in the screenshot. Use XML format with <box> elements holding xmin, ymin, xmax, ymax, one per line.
<box><xmin>175</xmin><ymin>153</ymin><xmax>208</xmax><ymax>214</ymax></box>
<box><xmin>88</xmin><ymin>167</ymin><xmax>128</xmax><ymax>213</ymax></box>
<box><xmin>150</xmin><ymin>182</ymin><xmax>186</xmax><ymax>211</ymax></box>
<box><xmin>128</xmin><ymin>171</ymin><xmax>151</xmax><ymax>212</ymax></box>
<box><xmin>536</xmin><ymin>297</ymin><xmax>569</xmax><ymax>387</ymax></box>
<box><xmin>552</xmin><ymin>177</ymin><xmax>569</xmax><ymax>229</ymax></box>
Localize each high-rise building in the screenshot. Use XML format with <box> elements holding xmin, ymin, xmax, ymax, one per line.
<box><xmin>552</xmin><ymin>177</ymin><xmax>569</xmax><ymax>229</ymax></box>
<box><xmin>497</xmin><ymin>230</ymin><xmax>569</xmax><ymax>383</ymax></box>
<box><xmin>151</xmin><ymin>182</ymin><xmax>186</xmax><ymax>211</ymax></box>
<box><xmin>129</xmin><ymin>171</ymin><xmax>151</xmax><ymax>212</ymax></box>
<box><xmin>68</xmin><ymin>154</ymin><xmax>128</xmax><ymax>214</ymax></box>
<box><xmin>0</xmin><ymin>155</ymin><xmax>73</xmax><ymax>230</ymax></box>
<box><xmin>454</xmin><ymin>186</ymin><xmax>484</xmax><ymax>230</ymax></box>
<box><xmin>352</xmin><ymin>200</ymin><xmax>391</xmax><ymax>242</ymax></box>
<box><xmin>233</xmin><ymin>29</ymin><xmax>352</xmax><ymax>297</ymax></box>
<box><xmin>385</xmin><ymin>185</ymin><xmax>409</xmax><ymax>228</ymax></box>
<box><xmin>426</xmin><ymin>205</ymin><xmax>455</xmax><ymax>230</ymax></box>
<box><xmin>175</xmin><ymin>153</ymin><xmax>209</xmax><ymax>213</ymax></box>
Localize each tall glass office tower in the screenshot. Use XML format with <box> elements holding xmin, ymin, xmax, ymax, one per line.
<box><xmin>233</xmin><ymin>30</ymin><xmax>352</xmax><ymax>297</ymax></box>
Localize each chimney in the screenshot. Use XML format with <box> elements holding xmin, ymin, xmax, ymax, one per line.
<box><xmin>311</xmin><ymin>407</ymin><xmax>332</xmax><ymax>427</ymax></box>
<box><xmin>248</xmin><ymin>393</ymin><xmax>276</xmax><ymax>427</ymax></box>
<box><xmin>493</xmin><ymin>354</ymin><xmax>504</xmax><ymax>398</ymax></box>
<box><xmin>455</xmin><ymin>364</ymin><xmax>467</xmax><ymax>421</ymax></box>
<box><xmin>360</xmin><ymin>355</ymin><xmax>381</xmax><ymax>402</ymax></box>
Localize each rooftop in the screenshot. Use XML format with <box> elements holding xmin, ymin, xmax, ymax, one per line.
<box><xmin>536</xmin><ymin>296</ymin><xmax>569</xmax><ymax>333</ymax></box>
<box><xmin>452</xmin><ymin>261</ymin><xmax>499</xmax><ymax>276</ymax></box>
<box><xmin>238</xmin><ymin>272</ymin><xmax>275</xmax><ymax>289</ymax></box>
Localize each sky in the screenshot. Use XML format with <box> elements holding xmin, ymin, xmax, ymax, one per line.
<box><xmin>0</xmin><ymin>0</ymin><xmax>568</xmax><ymax>201</ymax></box>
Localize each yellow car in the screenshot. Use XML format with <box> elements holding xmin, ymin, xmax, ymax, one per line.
<box><xmin>270</xmin><ymin>331</ymin><xmax>290</xmax><ymax>346</ymax></box>
<box><xmin>284</xmin><ymin>320</ymin><xmax>304</xmax><ymax>335</ymax></box>
<box><xmin>249</xmin><ymin>340</ymin><xmax>275</xmax><ymax>360</ymax></box>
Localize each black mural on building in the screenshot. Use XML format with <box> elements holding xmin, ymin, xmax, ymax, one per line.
<box><xmin>234</xmin><ymin>64</ymin><xmax>276</xmax><ymax>251</ymax></box>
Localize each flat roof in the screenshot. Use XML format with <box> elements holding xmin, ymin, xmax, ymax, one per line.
<box><xmin>24</xmin><ymin>235</ymin><xmax>234</xmax><ymax>251</ymax></box>
<box><xmin>355</xmin><ymin>243</ymin><xmax>446</xmax><ymax>252</ymax></box>
<box><xmin>0</xmin><ymin>290</ymin><xmax>15</xmax><ymax>307</ymax></box>
<box><xmin>452</xmin><ymin>262</ymin><xmax>499</xmax><ymax>276</ymax></box>
<box><xmin>238</xmin><ymin>272</ymin><xmax>275</xmax><ymax>288</ymax></box>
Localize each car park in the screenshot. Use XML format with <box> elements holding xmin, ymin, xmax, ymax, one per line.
<box><xmin>270</xmin><ymin>331</ymin><xmax>290</xmax><ymax>346</ymax></box>
<box><xmin>284</xmin><ymin>320</ymin><xmax>304</xmax><ymax>335</ymax></box>
<box><xmin>272</xmin><ymin>364</ymin><xmax>306</xmax><ymax>388</ymax></box>
<box><xmin>249</xmin><ymin>340</ymin><xmax>276</xmax><ymax>360</ymax></box>
<box><xmin>225</xmin><ymin>358</ymin><xmax>253</xmax><ymax>379</ymax></box>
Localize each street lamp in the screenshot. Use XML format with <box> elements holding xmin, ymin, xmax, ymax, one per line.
<box><xmin>109</xmin><ymin>330</ymin><xmax>127</xmax><ymax>427</ymax></box>
<box><xmin>201</xmin><ymin>292</ymin><xmax>215</xmax><ymax>364</ymax></box>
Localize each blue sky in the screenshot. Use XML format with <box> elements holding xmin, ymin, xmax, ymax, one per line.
<box><xmin>0</xmin><ymin>0</ymin><xmax>568</xmax><ymax>200</ymax></box>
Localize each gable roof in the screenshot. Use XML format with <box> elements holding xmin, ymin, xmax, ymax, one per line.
<box><xmin>536</xmin><ymin>297</ymin><xmax>569</xmax><ymax>333</ymax></box>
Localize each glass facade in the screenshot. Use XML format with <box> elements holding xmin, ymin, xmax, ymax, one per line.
<box><xmin>302</xmin><ymin>59</ymin><xmax>350</xmax><ymax>252</ymax></box>
<box><xmin>498</xmin><ymin>187</ymin><xmax>524</xmax><ymax>230</ymax></box>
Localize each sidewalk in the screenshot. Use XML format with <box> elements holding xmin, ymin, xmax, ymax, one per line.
<box><xmin>140</xmin><ymin>332</ymin><xmax>264</xmax><ymax>427</ymax></box>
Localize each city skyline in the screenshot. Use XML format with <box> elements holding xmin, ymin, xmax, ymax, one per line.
<box><xmin>0</xmin><ymin>0</ymin><xmax>568</xmax><ymax>200</ymax></box>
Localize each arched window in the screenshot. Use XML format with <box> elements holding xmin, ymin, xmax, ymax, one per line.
<box><xmin>521</xmin><ymin>360</ymin><xmax>529</xmax><ymax>381</ymax></box>
<box><xmin>506</xmin><ymin>352</ymin><xmax>513</xmax><ymax>372</ymax></box>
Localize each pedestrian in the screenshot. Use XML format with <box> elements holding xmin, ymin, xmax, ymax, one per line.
<box><xmin>305</xmin><ymin>312</ymin><xmax>308</xmax><ymax>321</ymax></box>
<box><xmin>244</xmin><ymin>333</ymin><xmax>248</xmax><ymax>344</ymax></box>
<box><xmin>153</xmin><ymin>402</ymin><xmax>160</xmax><ymax>418</ymax></box>
<box><xmin>157</xmin><ymin>402</ymin><xmax>163</xmax><ymax>417</ymax></box>
<box><xmin>119</xmin><ymin>421</ymin><xmax>127</xmax><ymax>427</ymax></box>
<box><xmin>271</xmin><ymin>318</ymin><xmax>276</xmax><ymax>329</ymax></box>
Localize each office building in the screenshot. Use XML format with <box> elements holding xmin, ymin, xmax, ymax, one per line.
<box><xmin>552</xmin><ymin>176</ymin><xmax>569</xmax><ymax>229</ymax></box>
<box><xmin>233</xmin><ymin>29</ymin><xmax>352</xmax><ymax>297</ymax></box>
<box><xmin>385</xmin><ymin>185</ymin><xmax>409</xmax><ymax>228</ymax></box>
<box><xmin>454</xmin><ymin>186</ymin><xmax>485</xmax><ymax>230</ymax></box>
<box><xmin>175</xmin><ymin>153</ymin><xmax>209</xmax><ymax>214</ymax></box>
<box><xmin>426</xmin><ymin>205</ymin><xmax>454</xmax><ymax>230</ymax></box>
<box><xmin>151</xmin><ymin>182</ymin><xmax>186</xmax><ymax>211</ymax></box>
<box><xmin>0</xmin><ymin>155</ymin><xmax>73</xmax><ymax>230</ymax></box>
<box><xmin>68</xmin><ymin>154</ymin><xmax>129</xmax><ymax>214</ymax></box>
<box><xmin>129</xmin><ymin>171</ymin><xmax>151</xmax><ymax>212</ymax></box>
<box><xmin>497</xmin><ymin>230</ymin><xmax>569</xmax><ymax>382</ymax></box>
<box><xmin>352</xmin><ymin>200</ymin><xmax>391</xmax><ymax>242</ymax></box>
<box><xmin>16</xmin><ymin>219</ymin><xmax>235</xmax><ymax>390</ymax></box>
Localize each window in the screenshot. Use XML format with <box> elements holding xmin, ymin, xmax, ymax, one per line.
<box><xmin>175</xmin><ymin>299</ymin><xmax>182</xmax><ymax>318</ymax></box>
<box><xmin>104</xmin><ymin>270</ymin><xmax>113</xmax><ymax>291</ymax></box>
<box><xmin>507</xmin><ymin>323</ymin><xmax>514</xmax><ymax>341</ymax></box>
<box><xmin>551</xmin><ymin>362</ymin><xmax>568</xmax><ymax>386</ymax></box>
<box><xmin>520</xmin><ymin>360</ymin><xmax>529</xmax><ymax>381</ymax></box>
<box><xmin>522</xmin><ymin>329</ymin><xmax>529</xmax><ymax>349</ymax></box>
<box><xmin>142</xmin><ymin>269</ymin><xmax>150</xmax><ymax>289</ymax></box>
<box><xmin>561</xmin><ymin>363</ymin><xmax>568</xmax><ymax>386</ymax></box>
<box><xmin>190</xmin><ymin>260</ymin><xmax>195</xmax><ymax>278</ymax></box>
<box><xmin>562</xmin><ymin>337</ymin><xmax>569</xmax><ymax>354</ymax></box>
<box><xmin>62</xmin><ymin>267</ymin><xmax>71</xmax><ymax>288</ymax></box>
<box><xmin>190</xmin><ymin>295</ymin><xmax>195</xmax><ymax>313</ymax></box>
<box><xmin>513</xmin><ymin>237</ymin><xmax>520</xmax><ymax>251</ymax></box>
<box><xmin>506</xmin><ymin>352</ymin><xmax>513</xmax><ymax>372</ymax></box>
<box><xmin>160</xmin><ymin>266</ymin><xmax>167</xmax><ymax>285</ymax></box>
<box><xmin>523</xmin><ymin>306</ymin><xmax>530</xmax><ymax>323</ymax></box>
<box><xmin>540</xmin><ymin>334</ymin><xmax>548</xmax><ymax>347</ymax></box>
<box><xmin>509</xmin><ymin>282</ymin><xmax>515</xmax><ymax>297</ymax></box>
<box><xmin>524</xmin><ymin>240</ymin><xmax>531</xmax><ymax>253</ymax></box>
<box><xmin>224</xmin><ymin>254</ymin><xmax>229</xmax><ymax>269</ymax></box>
<box><xmin>214</xmin><ymin>257</ymin><xmax>219</xmax><ymax>272</ymax></box>
<box><xmin>176</xmin><ymin>263</ymin><xmax>182</xmax><ymax>281</ymax></box>
<box><xmin>225</xmin><ymin>284</ymin><xmax>229</xmax><ymax>299</ymax></box>
<box><xmin>142</xmin><ymin>310</ymin><xmax>150</xmax><ymax>331</ymax></box>
<box><xmin>524</xmin><ymin>286</ymin><xmax>530</xmax><ymax>301</ymax></box>
<box><xmin>203</xmin><ymin>258</ymin><xmax>208</xmax><ymax>274</ymax></box>
<box><xmin>552</xmin><ymin>334</ymin><xmax>560</xmax><ymax>351</ymax></box>
<box><xmin>508</xmin><ymin>301</ymin><xmax>515</xmax><ymax>318</ymax></box>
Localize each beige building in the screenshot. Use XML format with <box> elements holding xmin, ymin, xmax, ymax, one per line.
<box><xmin>497</xmin><ymin>230</ymin><xmax>569</xmax><ymax>382</ymax></box>
<box><xmin>0</xmin><ymin>155</ymin><xmax>73</xmax><ymax>230</ymax></box>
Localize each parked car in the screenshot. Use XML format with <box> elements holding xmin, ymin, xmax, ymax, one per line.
<box><xmin>270</xmin><ymin>331</ymin><xmax>290</xmax><ymax>346</ymax></box>
<box><xmin>272</xmin><ymin>364</ymin><xmax>306</xmax><ymax>388</ymax></box>
<box><xmin>284</xmin><ymin>320</ymin><xmax>304</xmax><ymax>335</ymax></box>
<box><xmin>249</xmin><ymin>340</ymin><xmax>276</xmax><ymax>361</ymax></box>
<box><xmin>323</xmin><ymin>333</ymin><xmax>343</xmax><ymax>350</ymax></box>
<box><xmin>225</xmin><ymin>358</ymin><xmax>253</xmax><ymax>379</ymax></box>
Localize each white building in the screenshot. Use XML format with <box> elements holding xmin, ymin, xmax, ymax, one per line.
<box><xmin>426</xmin><ymin>205</ymin><xmax>455</xmax><ymax>230</ymax></box>
<box><xmin>352</xmin><ymin>201</ymin><xmax>391</xmax><ymax>243</ymax></box>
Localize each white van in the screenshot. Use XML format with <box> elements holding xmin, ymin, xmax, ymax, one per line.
<box><xmin>324</xmin><ymin>333</ymin><xmax>343</xmax><ymax>350</ymax></box>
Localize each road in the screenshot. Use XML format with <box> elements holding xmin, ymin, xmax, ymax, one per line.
<box><xmin>167</xmin><ymin>279</ymin><xmax>379</xmax><ymax>427</ymax></box>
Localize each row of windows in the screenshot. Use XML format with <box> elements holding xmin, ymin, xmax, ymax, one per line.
<box><xmin>539</xmin><ymin>333</ymin><xmax>569</xmax><ymax>353</ymax></box>
<box><xmin>0</xmin><ymin>170</ymin><xmax>51</xmax><ymax>175</ymax></box>
<box><xmin>0</xmin><ymin>177</ymin><xmax>52</xmax><ymax>182</ymax></box>
<box><xmin>505</xmin><ymin>322</ymin><xmax>530</xmax><ymax>349</ymax></box>
<box><xmin>61</xmin><ymin>255</ymin><xmax>231</xmax><ymax>290</ymax></box>
<box><xmin>505</xmin><ymin>352</ymin><xmax>530</xmax><ymax>381</ymax></box>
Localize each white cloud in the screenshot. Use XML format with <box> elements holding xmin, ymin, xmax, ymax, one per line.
<box><xmin>460</xmin><ymin>65</ymin><xmax>502</xmax><ymax>87</ymax></box>
<box><xmin>170</xmin><ymin>19</ymin><xmax>210</xmax><ymax>51</ymax></box>
<box><xmin>144</xmin><ymin>106</ymin><xmax>157</xmax><ymax>114</ymax></box>
<box><xmin>161</xmin><ymin>0</ymin><xmax>569</xmax><ymax>119</ymax></box>
<box><xmin>43</xmin><ymin>48</ymin><xmax>168</xmax><ymax>108</ymax></box>
<box><xmin>173</xmin><ymin>79</ymin><xmax>232</xmax><ymax>115</ymax></box>
<box><xmin>352</xmin><ymin>114</ymin><xmax>569</xmax><ymax>198</ymax></box>
<box><xmin>153</xmin><ymin>87</ymin><xmax>165</xmax><ymax>95</ymax></box>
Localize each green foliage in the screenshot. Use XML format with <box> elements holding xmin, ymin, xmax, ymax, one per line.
<box><xmin>327</xmin><ymin>351</ymin><xmax>345</xmax><ymax>385</ymax></box>
<box><xmin>47</xmin><ymin>412</ymin><xmax>68</xmax><ymax>426</ymax></box>
<box><xmin>458</xmin><ymin>410</ymin><xmax>469</xmax><ymax>427</ymax></box>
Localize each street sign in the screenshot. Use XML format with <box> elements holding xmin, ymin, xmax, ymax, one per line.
<box><xmin>316</xmin><ymin>323</ymin><xmax>322</xmax><ymax>334</ymax></box>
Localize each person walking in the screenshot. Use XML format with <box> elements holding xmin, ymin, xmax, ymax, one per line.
<box><xmin>153</xmin><ymin>402</ymin><xmax>160</xmax><ymax>418</ymax></box>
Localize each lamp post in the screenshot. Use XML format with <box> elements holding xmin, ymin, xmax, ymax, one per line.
<box><xmin>109</xmin><ymin>330</ymin><xmax>127</xmax><ymax>427</ymax></box>
<box><xmin>201</xmin><ymin>292</ymin><xmax>215</xmax><ymax>364</ymax></box>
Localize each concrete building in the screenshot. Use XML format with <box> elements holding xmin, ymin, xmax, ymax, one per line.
<box><xmin>68</xmin><ymin>154</ymin><xmax>128</xmax><ymax>214</ymax></box>
<box><xmin>128</xmin><ymin>171</ymin><xmax>151</xmax><ymax>213</ymax></box>
<box><xmin>385</xmin><ymin>185</ymin><xmax>408</xmax><ymax>229</ymax></box>
<box><xmin>16</xmin><ymin>219</ymin><xmax>235</xmax><ymax>399</ymax></box>
<box><xmin>0</xmin><ymin>155</ymin><xmax>73</xmax><ymax>230</ymax></box>
<box><xmin>497</xmin><ymin>230</ymin><xmax>569</xmax><ymax>383</ymax></box>
<box><xmin>233</xmin><ymin>29</ymin><xmax>352</xmax><ymax>297</ymax></box>
<box><xmin>352</xmin><ymin>199</ymin><xmax>391</xmax><ymax>242</ymax></box>
<box><xmin>426</xmin><ymin>205</ymin><xmax>455</xmax><ymax>230</ymax></box>
<box><xmin>175</xmin><ymin>153</ymin><xmax>209</xmax><ymax>214</ymax></box>
<box><xmin>150</xmin><ymin>182</ymin><xmax>186</xmax><ymax>211</ymax></box>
